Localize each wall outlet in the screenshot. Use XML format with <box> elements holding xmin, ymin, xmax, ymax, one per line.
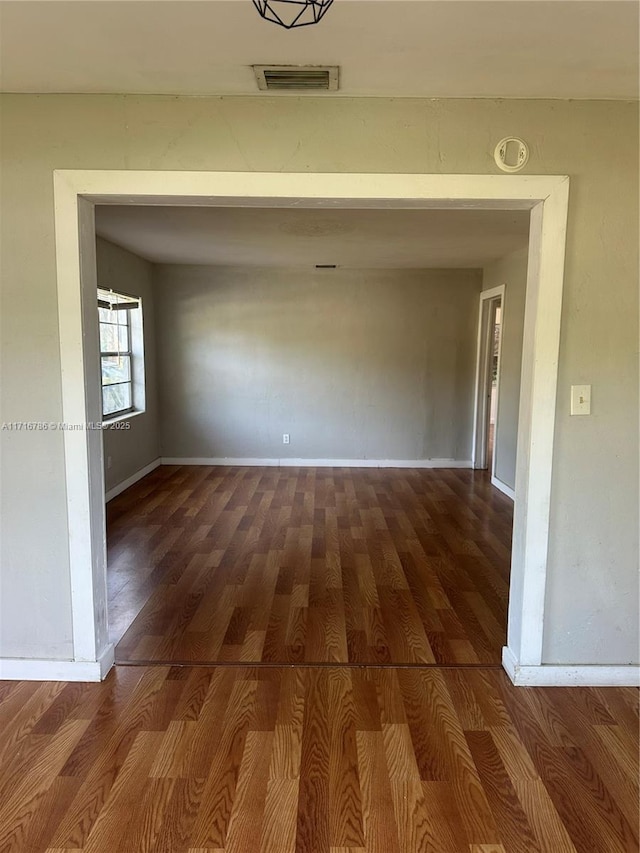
<box><xmin>282</xmin><ymin>433</ymin><xmax>290</xmax><ymax>445</ymax></box>
<box><xmin>107</xmin><ymin>455</ymin><xmax>112</xmax><ymax>469</ymax></box>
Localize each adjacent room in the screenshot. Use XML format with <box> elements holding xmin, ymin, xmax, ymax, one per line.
<box><xmin>96</xmin><ymin>205</ymin><xmax>529</xmax><ymax>666</ymax></box>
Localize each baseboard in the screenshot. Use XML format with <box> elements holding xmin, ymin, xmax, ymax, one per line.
<box><xmin>491</xmin><ymin>475</ymin><xmax>515</xmax><ymax>500</ymax></box>
<box><xmin>105</xmin><ymin>458</ymin><xmax>161</xmax><ymax>502</ymax></box>
<box><xmin>160</xmin><ymin>457</ymin><xmax>473</xmax><ymax>469</ymax></box>
<box><xmin>502</xmin><ymin>646</ymin><xmax>640</xmax><ymax>687</ymax></box>
<box><xmin>0</xmin><ymin>644</ymin><xmax>115</xmax><ymax>682</ymax></box>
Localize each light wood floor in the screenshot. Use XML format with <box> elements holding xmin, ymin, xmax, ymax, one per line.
<box><xmin>0</xmin><ymin>665</ymin><xmax>637</xmax><ymax>852</ymax></box>
<box><xmin>109</xmin><ymin>466</ymin><xmax>512</xmax><ymax>665</ymax></box>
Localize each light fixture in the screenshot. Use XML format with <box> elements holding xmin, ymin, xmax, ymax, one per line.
<box><xmin>253</xmin><ymin>0</ymin><xmax>334</xmax><ymax>29</ymax></box>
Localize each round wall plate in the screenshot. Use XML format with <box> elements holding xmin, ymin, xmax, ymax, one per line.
<box><xmin>494</xmin><ymin>137</ymin><xmax>529</xmax><ymax>173</ymax></box>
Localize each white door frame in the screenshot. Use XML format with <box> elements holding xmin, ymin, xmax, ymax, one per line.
<box><xmin>52</xmin><ymin>170</ymin><xmax>570</xmax><ymax>680</ymax></box>
<box><xmin>472</xmin><ymin>285</ymin><xmax>505</xmax><ymax>476</ymax></box>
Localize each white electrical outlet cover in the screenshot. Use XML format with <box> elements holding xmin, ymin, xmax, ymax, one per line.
<box><xmin>570</xmin><ymin>384</ymin><xmax>591</xmax><ymax>415</ymax></box>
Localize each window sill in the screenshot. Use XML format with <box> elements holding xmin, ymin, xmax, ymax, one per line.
<box><xmin>101</xmin><ymin>409</ymin><xmax>145</xmax><ymax>426</ymax></box>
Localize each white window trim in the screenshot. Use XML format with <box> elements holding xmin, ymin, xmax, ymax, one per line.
<box><xmin>99</xmin><ymin>296</ymin><xmax>134</xmax><ymax>420</ymax></box>
<box><xmin>98</xmin><ymin>290</ymin><xmax>146</xmax><ymax>423</ymax></box>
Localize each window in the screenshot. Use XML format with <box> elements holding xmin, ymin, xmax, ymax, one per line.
<box><xmin>98</xmin><ymin>289</ymin><xmax>142</xmax><ymax>419</ymax></box>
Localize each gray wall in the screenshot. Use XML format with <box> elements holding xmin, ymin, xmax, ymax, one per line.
<box><xmin>0</xmin><ymin>96</ymin><xmax>637</xmax><ymax>665</ymax></box>
<box><xmin>96</xmin><ymin>238</ymin><xmax>160</xmax><ymax>493</ymax></box>
<box><xmin>482</xmin><ymin>247</ymin><xmax>528</xmax><ymax>491</ymax></box>
<box><xmin>154</xmin><ymin>265</ymin><xmax>481</xmax><ymax>462</ymax></box>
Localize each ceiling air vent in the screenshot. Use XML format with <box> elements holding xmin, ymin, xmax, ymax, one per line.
<box><xmin>253</xmin><ymin>65</ymin><xmax>339</xmax><ymax>92</ymax></box>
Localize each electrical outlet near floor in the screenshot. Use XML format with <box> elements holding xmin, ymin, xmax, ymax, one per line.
<box><xmin>282</xmin><ymin>433</ymin><xmax>290</xmax><ymax>444</ymax></box>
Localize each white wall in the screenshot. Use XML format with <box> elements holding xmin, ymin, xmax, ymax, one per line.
<box><xmin>0</xmin><ymin>96</ymin><xmax>637</xmax><ymax>665</ymax></box>
<box><xmin>154</xmin><ymin>265</ymin><xmax>481</xmax><ymax>462</ymax></box>
<box><xmin>482</xmin><ymin>247</ymin><xmax>528</xmax><ymax>491</ymax></box>
<box><xmin>96</xmin><ymin>238</ymin><xmax>160</xmax><ymax>493</ymax></box>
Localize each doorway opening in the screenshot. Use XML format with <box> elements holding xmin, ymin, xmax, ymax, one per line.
<box><xmin>473</xmin><ymin>286</ymin><xmax>505</xmax><ymax>485</ymax></box>
<box><xmin>95</xmin><ymin>206</ymin><xmax>526</xmax><ymax>664</ymax></box>
<box><xmin>53</xmin><ymin>171</ymin><xmax>569</xmax><ymax>681</ymax></box>
<box><xmin>488</xmin><ymin>302</ymin><xmax>502</xmax><ymax>472</ymax></box>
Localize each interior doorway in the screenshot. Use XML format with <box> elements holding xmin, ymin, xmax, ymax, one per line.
<box><xmin>96</xmin><ymin>206</ymin><xmax>524</xmax><ymax>663</ymax></box>
<box><xmin>53</xmin><ymin>170</ymin><xmax>569</xmax><ymax>682</ymax></box>
<box><xmin>488</xmin><ymin>303</ymin><xmax>502</xmax><ymax>470</ymax></box>
<box><xmin>473</xmin><ymin>286</ymin><xmax>504</xmax><ymax>477</ymax></box>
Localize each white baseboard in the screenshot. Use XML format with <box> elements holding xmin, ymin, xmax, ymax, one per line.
<box><xmin>160</xmin><ymin>457</ymin><xmax>473</xmax><ymax>469</ymax></box>
<box><xmin>491</xmin><ymin>475</ymin><xmax>515</xmax><ymax>500</ymax></box>
<box><xmin>0</xmin><ymin>643</ymin><xmax>115</xmax><ymax>682</ymax></box>
<box><xmin>105</xmin><ymin>458</ymin><xmax>161</xmax><ymax>502</ymax></box>
<box><xmin>502</xmin><ymin>646</ymin><xmax>640</xmax><ymax>687</ymax></box>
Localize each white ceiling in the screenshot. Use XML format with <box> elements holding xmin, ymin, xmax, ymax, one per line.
<box><xmin>95</xmin><ymin>205</ymin><xmax>530</xmax><ymax>267</ymax></box>
<box><xmin>1</xmin><ymin>1</ymin><xmax>638</xmax><ymax>99</ymax></box>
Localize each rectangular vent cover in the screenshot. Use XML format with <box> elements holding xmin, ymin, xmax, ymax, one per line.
<box><xmin>253</xmin><ymin>65</ymin><xmax>339</xmax><ymax>91</ymax></box>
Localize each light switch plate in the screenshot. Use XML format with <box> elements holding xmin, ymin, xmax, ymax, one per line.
<box><xmin>570</xmin><ymin>384</ymin><xmax>591</xmax><ymax>415</ymax></box>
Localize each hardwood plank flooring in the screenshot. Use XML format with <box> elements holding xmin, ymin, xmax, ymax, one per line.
<box><xmin>108</xmin><ymin>467</ymin><xmax>513</xmax><ymax>665</ymax></box>
<box><xmin>0</xmin><ymin>666</ymin><xmax>637</xmax><ymax>852</ymax></box>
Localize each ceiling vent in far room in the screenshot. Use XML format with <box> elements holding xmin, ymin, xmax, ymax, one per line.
<box><xmin>253</xmin><ymin>65</ymin><xmax>339</xmax><ymax>92</ymax></box>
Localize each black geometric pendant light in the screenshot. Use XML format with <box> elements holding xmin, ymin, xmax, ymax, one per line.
<box><xmin>253</xmin><ymin>0</ymin><xmax>334</xmax><ymax>29</ymax></box>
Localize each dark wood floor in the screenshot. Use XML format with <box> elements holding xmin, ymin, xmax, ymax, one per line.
<box><xmin>108</xmin><ymin>466</ymin><xmax>513</xmax><ymax>665</ymax></box>
<box><xmin>0</xmin><ymin>665</ymin><xmax>637</xmax><ymax>852</ymax></box>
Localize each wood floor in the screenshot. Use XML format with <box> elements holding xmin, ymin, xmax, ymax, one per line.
<box><xmin>109</xmin><ymin>466</ymin><xmax>512</xmax><ymax>665</ymax></box>
<box><xmin>2</xmin><ymin>468</ymin><xmax>637</xmax><ymax>852</ymax></box>
<box><xmin>0</xmin><ymin>665</ymin><xmax>637</xmax><ymax>852</ymax></box>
